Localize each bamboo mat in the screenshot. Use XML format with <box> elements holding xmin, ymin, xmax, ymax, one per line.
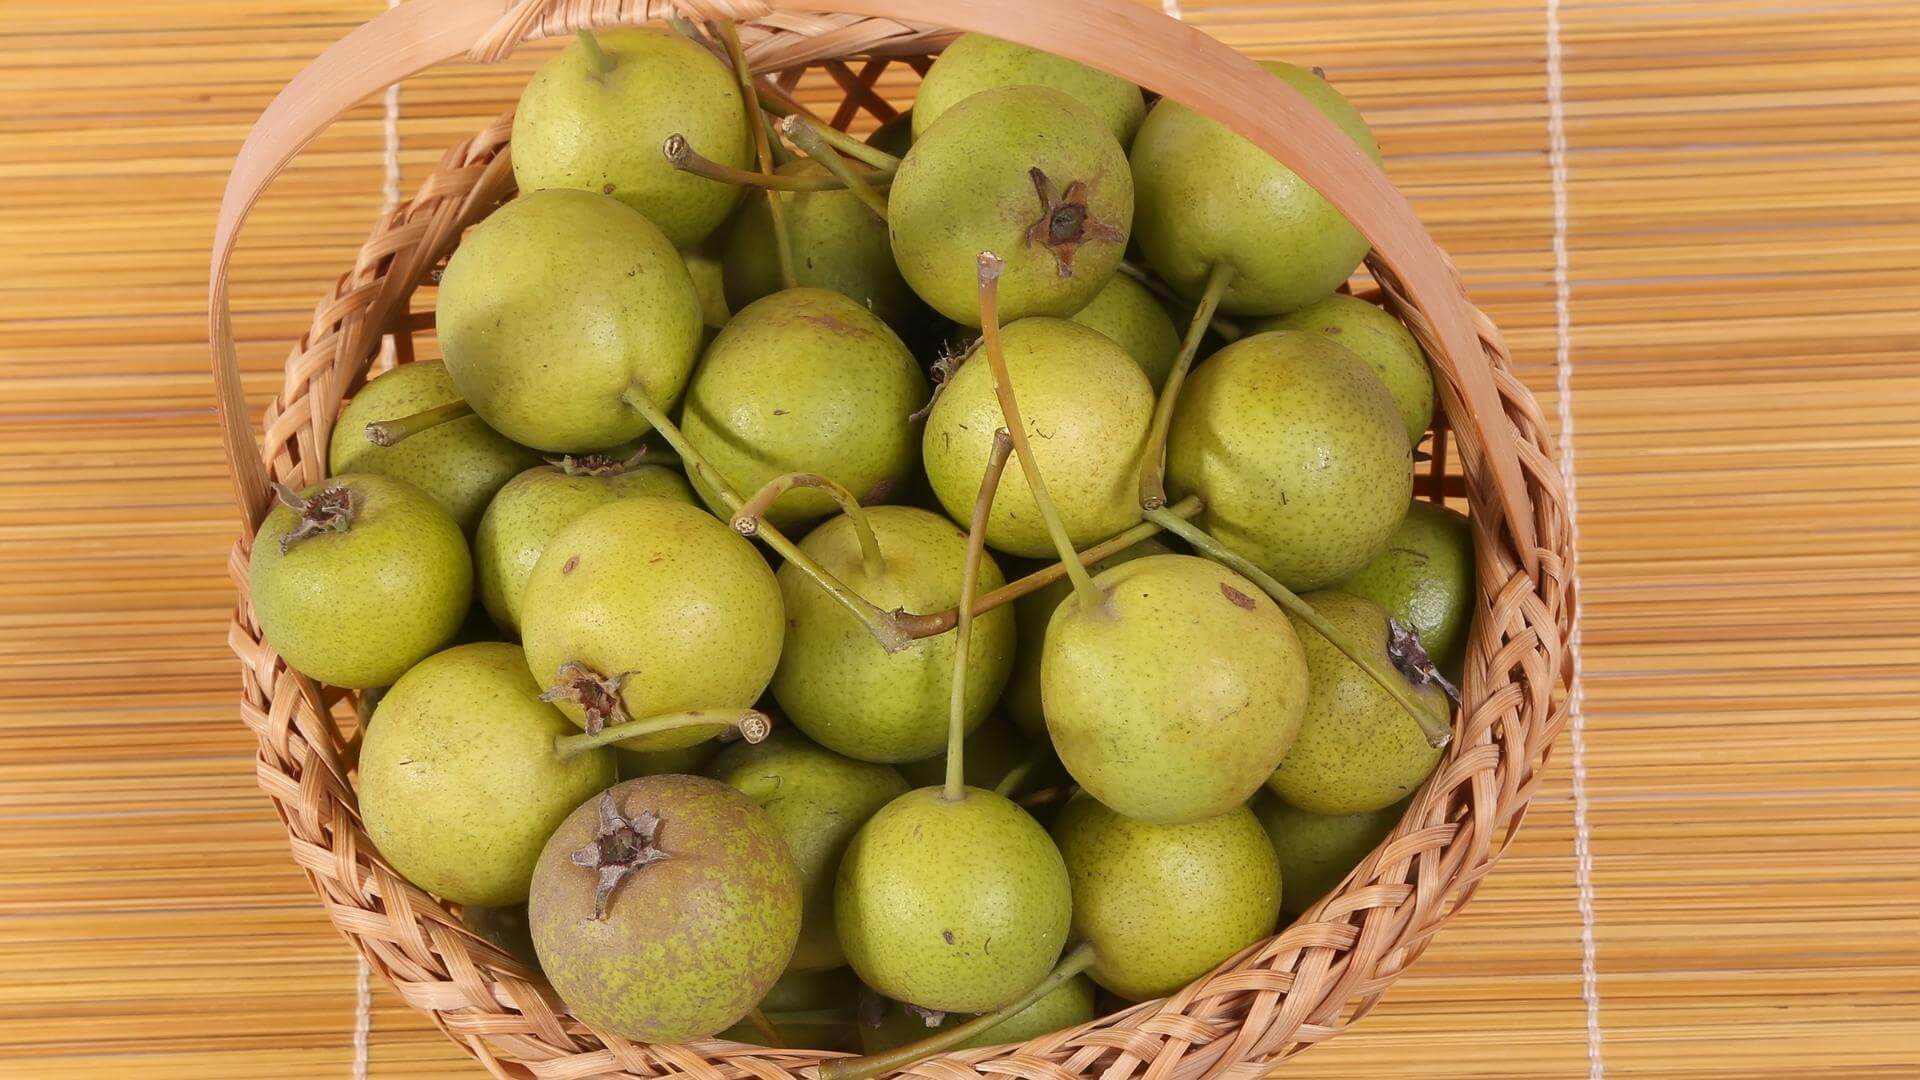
<box><xmin>1</xmin><ymin>0</ymin><xmax>1916</xmax><ymax>1076</ymax></box>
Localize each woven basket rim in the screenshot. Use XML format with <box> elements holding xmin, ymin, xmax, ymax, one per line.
<box><xmin>216</xmin><ymin>6</ymin><xmax>1577</xmax><ymax>1078</ymax></box>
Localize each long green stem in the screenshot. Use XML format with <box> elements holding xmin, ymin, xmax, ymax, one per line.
<box><xmin>975</xmin><ymin>252</ymin><xmax>1105</xmax><ymax>616</ymax></box>
<box><xmin>732</xmin><ymin>472</ymin><xmax>886</xmax><ymax>579</ymax></box>
<box><xmin>575</xmin><ymin>29</ymin><xmax>614</xmax><ymax>77</ymax></box>
<box><xmin>1146</xmin><ymin>506</ymin><xmax>1453</xmax><ymax>748</ymax></box>
<box><xmin>819</xmin><ymin>943</ymin><xmax>1097</xmax><ymax>1080</ymax></box>
<box><xmin>662</xmin><ymin>137</ymin><xmax>892</xmax><ymax>191</ymax></box>
<box><xmin>946</xmin><ymin>429</ymin><xmax>1013</xmax><ymax>802</ymax></box>
<box><xmin>1139</xmin><ymin>261</ymin><xmax>1236</xmax><ymax>510</ymax></box>
<box><xmin>711</xmin><ymin>19</ymin><xmax>798</xmax><ymax>293</ymax></box>
<box><xmin>755</xmin><ymin>92</ymin><xmax>902</xmax><ymax>170</ymax></box>
<box><xmin>892</xmin><ymin>494</ymin><xmax>1201</xmax><ymax>639</ymax></box>
<box><xmin>1118</xmin><ymin>261</ymin><xmax>1247</xmax><ymax>342</ymax></box>
<box><xmin>363</xmin><ymin>400</ymin><xmax>472</xmax><ymax>447</ymax></box>
<box><xmin>780</xmin><ymin>115</ymin><xmax>889</xmax><ymax>220</ymax></box>
<box><xmin>555</xmin><ymin>708</ymin><xmax>771</xmax><ymax>759</ymax></box>
<box><xmin>745</xmin><ymin>1007</ymin><xmax>784</xmax><ymax>1048</ymax></box>
<box><xmin>620</xmin><ymin>384</ymin><xmax>914</xmax><ymax>654</ymax></box>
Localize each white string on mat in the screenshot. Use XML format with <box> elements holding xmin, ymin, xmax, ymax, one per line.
<box><xmin>1545</xmin><ymin>0</ymin><xmax>1604</xmax><ymax>1075</ymax></box>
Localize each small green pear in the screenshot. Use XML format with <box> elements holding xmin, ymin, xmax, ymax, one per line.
<box><xmin>1251</xmin><ymin>790</ymin><xmax>1406</xmax><ymax>915</ymax></box>
<box><xmin>858</xmin><ymin>975</ymin><xmax>1097</xmax><ymax>1053</ymax></box>
<box><xmin>890</xmin><ymin>86</ymin><xmax>1133</xmax><ymax>325</ymax></box>
<box><xmin>680</xmin><ymin>289</ymin><xmax>928</xmax><ymax>531</ymax></box>
<box><xmin>1042</xmin><ymin>554</ymin><xmax>1309</xmax><ymax>824</ymax></box>
<box><xmin>682</xmin><ymin>240</ymin><xmax>732</xmax><ymax>333</ymax></box>
<box><xmin>1268</xmin><ymin>591</ymin><xmax>1447</xmax><ymax>814</ymax></box>
<box><xmin>528</xmin><ymin>776</ymin><xmax>802</xmax><ymax>1043</ymax></box>
<box><xmin>1167</xmin><ymin>329</ymin><xmax>1412</xmax><ymax>591</ymax></box>
<box><xmin>772</xmin><ymin>506</ymin><xmax>1015</xmax><ymax>764</ymax></box>
<box><xmin>436</xmin><ymin>188</ymin><xmax>703</xmax><ymax>453</ymax></box>
<box><xmin>1130</xmin><ymin>62</ymin><xmax>1381</xmax><ymax>316</ymax></box>
<box><xmin>1258</xmin><ymin>293</ymin><xmax>1434</xmax><ymax>445</ymax></box>
<box><xmin>721</xmin><ymin>161</ymin><xmax>920</xmax><ymax>330</ymax></box>
<box><xmin>1004</xmin><ymin>538</ymin><xmax>1171</xmax><ymax>736</ymax></box>
<box><xmin>329</xmin><ymin>361</ymin><xmax>539</xmax><ymax>532</ymax></box>
<box><xmin>1052</xmin><ymin>792</ymin><xmax>1281</xmax><ymax>1001</ymax></box>
<box><xmin>512</xmin><ymin>28</ymin><xmax>749</xmax><ymax>247</ymax></box>
<box><xmin>248</xmin><ymin>475</ymin><xmax>471</xmax><ymax>689</ymax></box>
<box><xmin>836</xmin><ymin>787</ymin><xmax>1071</xmax><ymax>1013</ymax></box>
<box><xmin>1068</xmin><ymin>273</ymin><xmax>1181</xmax><ymax>391</ymax></box>
<box><xmin>474</xmin><ymin>455</ymin><xmax>693</xmax><ymax>633</ymax></box>
<box><xmin>923</xmin><ymin>319</ymin><xmax>1153</xmax><ymax>558</ymax></box>
<box><xmin>709</xmin><ymin>729</ymin><xmax>910</xmax><ymax>972</ymax></box>
<box><xmin>358</xmin><ymin>642</ymin><xmax>615</xmax><ymax>906</ymax></box>
<box><xmin>912</xmin><ymin>33</ymin><xmax>1145</xmax><ymax>146</ymax></box>
<box><xmin>519</xmin><ymin>498</ymin><xmax>784</xmax><ymax>751</ymax></box>
<box><xmin>1339</xmin><ymin>500</ymin><xmax>1475</xmax><ymax>674</ymax></box>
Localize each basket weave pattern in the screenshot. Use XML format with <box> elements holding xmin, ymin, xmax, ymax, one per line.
<box><xmin>220</xmin><ymin>7</ymin><xmax>1575</xmax><ymax>1078</ymax></box>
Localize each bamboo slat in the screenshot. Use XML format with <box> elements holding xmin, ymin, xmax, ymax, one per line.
<box><xmin>0</xmin><ymin>0</ymin><xmax>1915</xmax><ymax>1076</ymax></box>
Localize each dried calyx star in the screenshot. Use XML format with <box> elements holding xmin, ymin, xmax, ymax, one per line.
<box><xmin>1386</xmin><ymin>618</ymin><xmax>1461</xmax><ymax>703</ymax></box>
<box><xmin>270</xmin><ymin>482</ymin><xmax>355</xmax><ymax>553</ymax></box>
<box><xmin>569</xmin><ymin>791</ymin><xmax>671</xmax><ymax>920</ymax></box>
<box><xmin>1026</xmin><ymin>167</ymin><xmax>1124</xmax><ymax>277</ymax></box>
<box><xmin>539</xmin><ymin>661</ymin><xmax>634</xmax><ymax>736</ymax></box>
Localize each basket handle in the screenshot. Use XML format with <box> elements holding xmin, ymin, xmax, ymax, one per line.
<box><xmin>210</xmin><ymin>0</ymin><xmax>1538</xmax><ymax>566</ymax></box>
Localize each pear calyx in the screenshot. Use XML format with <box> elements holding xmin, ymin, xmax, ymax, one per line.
<box><xmin>569</xmin><ymin>791</ymin><xmax>669</xmax><ymax>919</ymax></box>
<box><xmin>270</xmin><ymin>482</ymin><xmax>355</xmax><ymax>553</ymax></box>
<box><xmin>1026</xmin><ymin>167</ymin><xmax>1125</xmax><ymax>278</ymax></box>
<box><xmin>539</xmin><ymin>661</ymin><xmax>634</xmax><ymax>736</ymax></box>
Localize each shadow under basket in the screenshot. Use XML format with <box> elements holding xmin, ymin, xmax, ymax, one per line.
<box><xmin>209</xmin><ymin>1</ymin><xmax>1577</xmax><ymax>1077</ymax></box>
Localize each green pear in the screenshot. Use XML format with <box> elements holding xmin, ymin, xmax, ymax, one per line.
<box><xmin>436</xmin><ymin>188</ymin><xmax>703</xmax><ymax>453</ymax></box>
<box><xmin>1004</xmin><ymin>538</ymin><xmax>1170</xmax><ymax>736</ymax></box>
<box><xmin>890</xmin><ymin>86</ymin><xmax>1132</xmax><ymax>325</ymax></box>
<box><xmin>528</xmin><ymin>776</ymin><xmax>802</xmax><ymax>1043</ymax></box>
<box><xmin>866</xmin><ymin>110</ymin><xmax>914</xmax><ymax>158</ymax></box>
<box><xmin>1251</xmin><ymin>791</ymin><xmax>1406</xmax><ymax>915</ymax></box>
<box><xmin>358</xmin><ymin>642</ymin><xmax>615</xmax><ymax>906</ymax></box>
<box><xmin>682</xmin><ymin>240</ymin><xmax>732</xmax><ymax>333</ymax></box>
<box><xmin>1068</xmin><ymin>273</ymin><xmax>1181</xmax><ymax>391</ymax></box>
<box><xmin>721</xmin><ymin>161</ymin><xmax>920</xmax><ymax>330</ymax></box>
<box><xmin>923</xmin><ymin>319</ymin><xmax>1153</xmax><ymax>558</ymax></box>
<box><xmin>680</xmin><ymin>288</ymin><xmax>928</xmax><ymax>530</ymax></box>
<box><xmin>858</xmin><ymin>975</ymin><xmax>1096</xmax><ymax>1052</ymax></box>
<box><xmin>1167</xmin><ymin>329</ymin><xmax>1412</xmax><ymax>590</ymax></box>
<box><xmin>519</xmin><ymin>498</ymin><xmax>784</xmax><ymax>751</ymax></box>
<box><xmin>836</xmin><ymin>787</ymin><xmax>1071</xmax><ymax>1013</ymax></box>
<box><xmin>709</xmin><ymin>729</ymin><xmax>910</xmax><ymax>972</ymax></box>
<box><xmin>1130</xmin><ymin>62</ymin><xmax>1382</xmax><ymax>315</ymax></box>
<box><xmin>772</xmin><ymin>506</ymin><xmax>1015</xmax><ymax>764</ymax></box>
<box><xmin>912</xmin><ymin>33</ymin><xmax>1145</xmax><ymax>146</ymax></box>
<box><xmin>1042</xmin><ymin>554</ymin><xmax>1309</xmax><ymax>824</ymax></box>
<box><xmin>248</xmin><ymin>475</ymin><xmax>471</xmax><ymax>689</ymax></box>
<box><xmin>1258</xmin><ymin>293</ymin><xmax>1434</xmax><ymax>445</ymax></box>
<box><xmin>511</xmin><ymin>28</ymin><xmax>749</xmax><ymax>247</ymax></box>
<box><xmin>1339</xmin><ymin>500</ymin><xmax>1475</xmax><ymax>673</ymax></box>
<box><xmin>473</xmin><ymin>455</ymin><xmax>693</xmax><ymax>633</ymax></box>
<box><xmin>328</xmin><ymin>361</ymin><xmax>538</xmax><ymax>532</ymax></box>
<box><xmin>1052</xmin><ymin>792</ymin><xmax>1281</xmax><ymax>1001</ymax></box>
<box><xmin>1268</xmin><ymin>591</ymin><xmax>1447</xmax><ymax>814</ymax></box>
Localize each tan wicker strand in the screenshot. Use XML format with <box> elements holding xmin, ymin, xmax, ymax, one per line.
<box><xmin>210</xmin><ymin>5</ymin><xmax>1574</xmax><ymax>1078</ymax></box>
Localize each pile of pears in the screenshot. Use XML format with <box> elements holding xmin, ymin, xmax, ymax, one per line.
<box><xmin>248</xmin><ymin>23</ymin><xmax>1479</xmax><ymax>1069</ymax></box>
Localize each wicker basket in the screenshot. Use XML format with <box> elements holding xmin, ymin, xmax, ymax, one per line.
<box><xmin>209</xmin><ymin>1</ymin><xmax>1576</xmax><ymax>1076</ymax></box>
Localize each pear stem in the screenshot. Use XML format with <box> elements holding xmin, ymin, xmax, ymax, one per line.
<box><xmin>1144</xmin><ymin>506</ymin><xmax>1454</xmax><ymax>748</ymax></box>
<box><xmin>1140</xmin><ymin>261</ymin><xmax>1236</xmax><ymax>510</ymax></box>
<box><xmin>745</xmin><ymin>1007</ymin><xmax>785</xmax><ymax>1048</ymax></box>
<box><xmin>975</xmin><ymin>252</ymin><xmax>1104</xmax><ymax>615</ymax></box>
<box><xmin>820</xmin><ymin>942</ymin><xmax>1097</xmax><ymax>1080</ymax></box>
<box><xmin>946</xmin><ymin>429</ymin><xmax>1013</xmax><ymax>803</ymax></box>
<box><xmin>662</xmin><ymin>137</ymin><xmax>893</xmax><ymax>191</ymax></box>
<box><xmin>732</xmin><ymin>472</ymin><xmax>886</xmax><ymax>579</ymax></box>
<box><xmin>575</xmin><ymin>29</ymin><xmax>615</xmax><ymax>77</ymax></box>
<box><xmin>620</xmin><ymin>384</ymin><xmax>915</xmax><ymax>655</ymax></box>
<box><xmin>758</xmin><ymin>95</ymin><xmax>902</xmax><ymax>170</ymax></box>
<box><xmin>992</xmin><ymin>751</ymin><xmax>1044</xmax><ymax>798</ymax></box>
<box><xmin>779</xmin><ymin>115</ymin><xmax>889</xmax><ymax>220</ymax></box>
<box><xmin>891</xmin><ymin>494</ymin><xmax>1201</xmax><ymax>639</ymax></box>
<box><xmin>1118</xmin><ymin>261</ymin><xmax>1246</xmax><ymax>342</ymax></box>
<box><xmin>363</xmin><ymin>399</ymin><xmax>472</xmax><ymax>447</ymax></box>
<box><xmin>710</xmin><ymin>19</ymin><xmax>799</xmax><ymax>293</ymax></box>
<box><xmin>554</xmin><ymin>708</ymin><xmax>771</xmax><ymax>760</ymax></box>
